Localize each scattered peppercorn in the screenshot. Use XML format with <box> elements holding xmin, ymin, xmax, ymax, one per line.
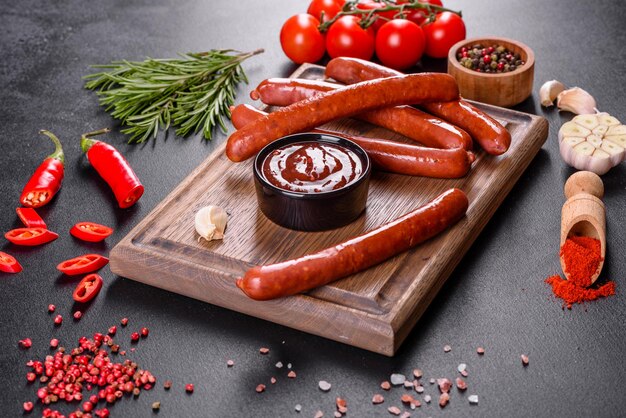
<box><xmin>130</xmin><ymin>332</ymin><xmax>140</xmax><ymax>342</ymax></box>
<box><xmin>457</xmin><ymin>44</ymin><xmax>525</xmax><ymax>73</ymax></box>
<box><xmin>521</xmin><ymin>354</ymin><xmax>529</xmax><ymax>366</ymax></box>
<box><xmin>108</xmin><ymin>326</ymin><xmax>117</xmax><ymax>335</ymax></box>
<box><xmin>141</xmin><ymin>327</ymin><xmax>149</xmax><ymax>338</ymax></box>
<box><xmin>18</xmin><ymin>338</ymin><xmax>32</xmax><ymax>349</ymax></box>
<box><xmin>259</xmin><ymin>347</ymin><xmax>270</xmax><ymax>354</ymax></box>
<box><xmin>48</xmin><ymin>304</ymin><xmax>56</xmax><ymax>313</ymax></box>
<box><xmin>49</xmin><ymin>338</ymin><xmax>59</xmax><ymax>349</ymax></box>
<box><xmin>477</xmin><ymin>347</ymin><xmax>485</xmax><ymax>355</ymax></box>
<box><xmin>287</xmin><ymin>371</ymin><xmax>297</xmax><ymax>378</ymax></box>
<box><xmin>256</xmin><ymin>384</ymin><xmax>266</xmax><ymax>393</ymax></box>
<box><xmin>23</xmin><ymin>401</ymin><xmax>34</xmax><ymax>412</ymax></box>
<box><xmin>73</xmin><ymin>311</ymin><xmax>82</xmax><ymax>320</ymax></box>
<box><xmin>372</xmin><ymin>394</ymin><xmax>384</xmax><ymax>404</ymax></box>
<box><xmin>54</xmin><ymin>315</ymin><xmax>63</xmax><ymax>325</ymax></box>
<box><xmin>185</xmin><ymin>383</ymin><xmax>194</xmax><ymax>393</ymax></box>
<box><xmin>121</xmin><ymin>317</ymin><xmax>128</xmax><ymax>326</ymax></box>
<box><xmin>152</xmin><ymin>401</ymin><xmax>161</xmax><ymax>411</ymax></box>
<box><xmin>164</xmin><ymin>380</ymin><xmax>172</xmax><ymax>390</ymax></box>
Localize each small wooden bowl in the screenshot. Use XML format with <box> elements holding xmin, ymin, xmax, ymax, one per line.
<box><xmin>447</xmin><ymin>37</ymin><xmax>535</xmax><ymax>108</ymax></box>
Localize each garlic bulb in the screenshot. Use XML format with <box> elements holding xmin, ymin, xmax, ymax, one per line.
<box><xmin>556</xmin><ymin>87</ymin><xmax>597</xmax><ymax>115</ymax></box>
<box><xmin>195</xmin><ymin>205</ymin><xmax>228</xmax><ymax>242</ymax></box>
<box><xmin>539</xmin><ymin>80</ymin><xmax>566</xmax><ymax>107</ymax></box>
<box><xmin>558</xmin><ymin>113</ymin><xmax>626</xmax><ymax>175</ymax></box>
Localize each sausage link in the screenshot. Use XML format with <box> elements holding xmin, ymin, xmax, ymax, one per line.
<box><xmin>326</xmin><ymin>57</ymin><xmax>511</xmax><ymax>155</ymax></box>
<box><xmin>236</xmin><ymin>188</ymin><xmax>469</xmax><ymax>300</ymax></box>
<box><xmin>226</xmin><ymin>73</ymin><xmax>459</xmax><ymax>162</ymax></box>
<box><xmin>230</xmin><ymin>104</ymin><xmax>473</xmax><ymax>178</ymax></box>
<box><xmin>251</xmin><ymin>78</ymin><xmax>472</xmax><ymax>150</ymax></box>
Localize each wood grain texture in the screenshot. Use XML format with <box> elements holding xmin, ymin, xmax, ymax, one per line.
<box><xmin>448</xmin><ymin>37</ymin><xmax>535</xmax><ymax>107</ymax></box>
<box><xmin>110</xmin><ymin>64</ymin><xmax>548</xmax><ymax>356</ymax></box>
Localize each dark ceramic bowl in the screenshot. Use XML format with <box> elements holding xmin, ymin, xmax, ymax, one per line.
<box><xmin>253</xmin><ymin>133</ymin><xmax>371</xmax><ymax>231</ymax></box>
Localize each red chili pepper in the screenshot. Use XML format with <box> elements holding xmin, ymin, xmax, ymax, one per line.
<box><xmin>57</xmin><ymin>254</ymin><xmax>109</xmax><ymax>276</ymax></box>
<box><xmin>70</xmin><ymin>222</ymin><xmax>113</xmax><ymax>242</ymax></box>
<box><xmin>5</xmin><ymin>227</ymin><xmax>58</xmax><ymax>246</ymax></box>
<box><xmin>20</xmin><ymin>130</ymin><xmax>65</xmax><ymax>208</ymax></box>
<box><xmin>16</xmin><ymin>207</ymin><xmax>47</xmax><ymax>229</ymax></box>
<box><xmin>81</xmin><ymin>129</ymin><xmax>144</xmax><ymax>209</ymax></box>
<box><xmin>73</xmin><ymin>273</ymin><xmax>103</xmax><ymax>303</ymax></box>
<box><xmin>0</xmin><ymin>251</ymin><xmax>22</xmax><ymax>273</ymax></box>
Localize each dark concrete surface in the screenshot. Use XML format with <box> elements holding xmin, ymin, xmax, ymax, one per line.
<box><xmin>1</xmin><ymin>1</ymin><xmax>625</xmax><ymax>417</ymax></box>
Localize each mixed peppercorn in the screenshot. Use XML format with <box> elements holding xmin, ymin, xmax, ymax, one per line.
<box><xmin>456</xmin><ymin>44</ymin><xmax>525</xmax><ymax>73</ymax></box>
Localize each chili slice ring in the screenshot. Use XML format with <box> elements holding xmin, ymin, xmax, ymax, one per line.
<box><xmin>5</xmin><ymin>228</ymin><xmax>58</xmax><ymax>246</ymax></box>
<box><xmin>16</xmin><ymin>207</ymin><xmax>47</xmax><ymax>229</ymax></box>
<box><xmin>57</xmin><ymin>254</ymin><xmax>109</xmax><ymax>276</ymax></box>
<box><xmin>73</xmin><ymin>273</ymin><xmax>104</xmax><ymax>303</ymax></box>
<box><xmin>70</xmin><ymin>222</ymin><xmax>113</xmax><ymax>242</ymax></box>
<box><xmin>0</xmin><ymin>251</ymin><xmax>22</xmax><ymax>273</ymax></box>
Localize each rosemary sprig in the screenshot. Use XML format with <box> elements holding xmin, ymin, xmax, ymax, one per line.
<box><xmin>84</xmin><ymin>49</ymin><xmax>263</xmax><ymax>143</ymax></box>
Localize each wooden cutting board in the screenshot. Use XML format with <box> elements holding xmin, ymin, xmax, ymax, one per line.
<box><xmin>110</xmin><ymin>64</ymin><xmax>548</xmax><ymax>356</ymax></box>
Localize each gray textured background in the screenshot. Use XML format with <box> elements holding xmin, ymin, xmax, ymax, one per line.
<box><xmin>1</xmin><ymin>0</ymin><xmax>625</xmax><ymax>416</ymax></box>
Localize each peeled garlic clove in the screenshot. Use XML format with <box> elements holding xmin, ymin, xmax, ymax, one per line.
<box><xmin>195</xmin><ymin>205</ymin><xmax>228</xmax><ymax>242</ymax></box>
<box><xmin>539</xmin><ymin>80</ymin><xmax>566</xmax><ymax>107</ymax></box>
<box><xmin>556</xmin><ymin>87</ymin><xmax>597</xmax><ymax>115</ymax></box>
<box><xmin>558</xmin><ymin>113</ymin><xmax>626</xmax><ymax>175</ymax></box>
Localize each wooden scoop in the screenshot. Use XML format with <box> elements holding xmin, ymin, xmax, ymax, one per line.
<box><xmin>560</xmin><ymin>171</ymin><xmax>606</xmax><ymax>284</ymax></box>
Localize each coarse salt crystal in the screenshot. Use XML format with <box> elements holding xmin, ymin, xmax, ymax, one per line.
<box><xmin>319</xmin><ymin>381</ymin><xmax>332</xmax><ymax>392</ymax></box>
<box><xmin>275</xmin><ymin>361</ymin><xmax>283</xmax><ymax>368</ymax></box>
<box><xmin>295</xmin><ymin>404</ymin><xmax>302</xmax><ymax>412</ymax></box>
<box><xmin>457</xmin><ymin>363</ymin><xmax>467</xmax><ymax>373</ymax></box>
<box><xmin>390</xmin><ymin>374</ymin><xmax>406</xmax><ymax>386</ymax></box>
<box><xmin>468</xmin><ymin>394</ymin><xmax>479</xmax><ymax>405</ymax></box>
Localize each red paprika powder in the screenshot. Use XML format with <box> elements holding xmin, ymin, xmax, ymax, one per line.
<box><xmin>546</xmin><ymin>236</ymin><xmax>615</xmax><ymax>309</ymax></box>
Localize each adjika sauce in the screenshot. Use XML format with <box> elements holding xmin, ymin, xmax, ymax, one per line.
<box><xmin>262</xmin><ymin>141</ymin><xmax>363</xmax><ymax>193</ymax></box>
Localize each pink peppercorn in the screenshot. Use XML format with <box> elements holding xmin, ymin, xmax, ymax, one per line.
<box><xmin>185</xmin><ymin>383</ymin><xmax>194</xmax><ymax>393</ymax></box>
<box><xmin>130</xmin><ymin>332</ymin><xmax>140</xmax><ymax>342</ymax></box>
<box><xmin>120</xmin><ymin>318</ymin><xmax>128</xmax><ymax>326</ymax></box>
<box><xmin>18</xmin><ymin>338</ymin><xmax>32</xmax><ymax>349</ymax></box>
<box><xmin>140</xmin><ymin>327</ymin><xmax>149</xmax><ymax>338</ymax></box>
<box><xmin>73</xmin><ymin>311</ymin><xmax>82</xmax><ymax>320</ymax></box>
<box><xmin>48</xmin><ymin>304</ymin><xmax>56</xmax><ymax>313</ymax></box>
<box><xmin>54</xmin><ymin>315</ymin><xmax>63</xmax><ymax>325</ymax></box>
<box><xmin>23</xmin><ymin>401</ymin><xmax>34</xmax><ymax>412</ymax></box>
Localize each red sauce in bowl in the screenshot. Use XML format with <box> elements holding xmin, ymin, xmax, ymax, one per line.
<box><xmin>262</xmin><ymin>141</ymin><xmax>364</xmax><ymax>193</ymax></box>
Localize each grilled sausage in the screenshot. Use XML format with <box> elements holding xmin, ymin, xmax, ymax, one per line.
<box><xmin>250</xmin><ymin>78</ymin><xmax>472</xmax><ymax>150</ymax></box>
<box><xmin>236</xmin><ymin>188</ymin><xmax>469</xmax><ymax>300</ymax></box>
<box><xmin>230</xmin><ymin>104</ymin><xmax>474</xmax><ymax>178</ymax></box>
<box><xmin>325</xmin><ymin>57</ymin><xmax>511</xmax><ymax>155</ymax></box>
<box><xmin>226</xmin><ymin>73</ymin><xmax>459</xmax><ymax>162</ymax></box>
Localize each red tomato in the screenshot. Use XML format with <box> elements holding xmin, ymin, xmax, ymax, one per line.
<box><xmin>280</xmin><ymin>14</ymin><xmax>326</xmax><ymax>64</ymax></box>
<box><xmin>399</xmin><ymin>0</ymin><xmax>444</xmax><ymax>26</ymax></box>
<box><xmin>326</xmin><ymin>16</ymin><xmax>375</xmax><ymax>60</ymax></box>
<box><xmin>356</xmin><ymin>0</ymin><xmax>397</xmax><ymax>32</ymax></box>
<box><xmin>307</xmin><ymin>0</ymin><xmax>342</xmax><ymax>22</ymax></box>
<box><xmin>422</xmin><ymin>12</ymin><xmax>466</xmax><ymax>58</ymax></box>
<box><xmin>375</xmin><ymin>20</ymin><xmax>425</xmax><ymax>70</ymax></box>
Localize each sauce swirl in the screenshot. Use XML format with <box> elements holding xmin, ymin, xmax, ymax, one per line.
<box><xmin>262</xmin><ymin>141</ymin><xmax>363</xmax><ymax>193</ymax></box>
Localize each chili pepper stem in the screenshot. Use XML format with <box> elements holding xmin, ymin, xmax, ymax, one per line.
<box><xmin>39</xmin><ymin>130</ymin><xmax>65</xmax><ymax>164</ymax></box>
<box><xmin>81</xmin><ymin>128</ymin><xmax>112</xmax><ymax>153</ymax></box>
<box><xmin>319</xmin><ymin>0</ymin><xmax>462</xmax><ymax>32</ymax></box>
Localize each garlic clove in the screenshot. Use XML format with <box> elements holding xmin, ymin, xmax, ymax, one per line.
<box><xmin>556</xmin><ymin>87</ymin><xmax>597</xmax><ymax>115</ymax></box>
<box><xmin>558</xmin><ymin>112</ymin><xmax>626</xmax><ymax>175</ymax></box>
<box><xmin>558</xmin><ymin>121</ymin><xmax>591</xmax><ymax>138</ymax></box>
<box><xmin>539</xmin><ymin>80</ymin><xmax>566</xmax><ymax>107</ymax></box>
<box><xmin>195</xmin><ymin>205</ymin><xmax>228</xmax><ymax>242</ymax></box>
<box><xmin>605</xmin><ymin>134</ymin><xmax>626</xmax><ymax>148</ymax></box>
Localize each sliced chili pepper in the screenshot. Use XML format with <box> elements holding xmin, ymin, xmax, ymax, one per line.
<box><xmin>16</xmin><ymin>207</ymin><xmax>47</xmax><ymax>229</ymax></box>
<box><xmin>20</xmin><ymin>130</ymin><xmax>65</xmax><ymax>208</ymax></box>
<box><xmin>5</xmin><ymin>228</ymin><xmax>58</xmax><ymax>246</ymax></box>
<box><xmin>57</xmin><ymin>254</ymin><xmax>109</xmax><ymax>276</ymax></box>
<box><xmin>73</xmin><ymin>273</ymin><xmax>103</xmax><ymax>303</ymax></box>
<box><xmin>81</xmin><ymin>129</ymin><xmax>144</xmax><ymax>209</ymax></box>
<box><xmin>70</xmin><ymin>222</ymin><xmax>114</xmax><ymax>242</ymax></box>
<box><xmin>0</xmin><ymin>251</ymin><xmax>22</xmax><ymax>273</ymax></box>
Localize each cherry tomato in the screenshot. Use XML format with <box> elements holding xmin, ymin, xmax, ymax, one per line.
<box><xmin>57</xmin><ymin>254</ymin><xmax>109</xmax><ymax>276</ymax></box>
<box><xmin>0</xmin><ymin>251</ymin><xmax>22</xmax><ymax>274</ymax></box>
<box><xmin>280</xmin><ymin>14</ymin><xmax>326</xmax><ymax>64</ymax></box>
<box><xmin>422</xmin><ymin>11</ymin><xmax>466</xmax><ymax>58</ymax></box>
<box><xmin>375</xmin><ymin>20</ymin><xmax>425</xmax><ymax>70</ymax></box>
<box><xmin>70</xmin><ymin>222</ymin><xmax>113</xmax><ymax>242</ymax></box>
<box><xmin>307</xmin><ymin>0</ymin><xmax>342</xmax><ymax>22</ymax></box>
<box><xmin>399</xmin><ymin>0</ymin><xmax>444</xmax><ymax>26</ymax></box>
<box><xmin>326</xmin><ymin>16</ymin><xmax>375</xmax><ymax>60</ymax></box>
<box><xmin>356</xmin><ymin>0</ymin><xmax>397</xmax><ymax>32</ymax></box>
<box><xmin>73</xmin><ymin>273</ymin><xmax>103</xmax><ymax>303</ymax></box>
<box><xmin>5</xmin><ymin>227</ymin><xmax>58</xmax><ymax>246</ymax></box>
